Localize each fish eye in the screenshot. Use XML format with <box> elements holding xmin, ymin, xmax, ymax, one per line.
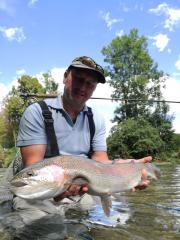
<box><xmin>26</xmin><ymin>170</ymin><xmax>34</xmax><ymax>177</ymax></box>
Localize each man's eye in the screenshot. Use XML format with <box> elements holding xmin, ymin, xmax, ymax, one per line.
<box><xmin>76</xmin><ymin>77</ymin><xmax>84</xmax><ymax>82</ymax></box>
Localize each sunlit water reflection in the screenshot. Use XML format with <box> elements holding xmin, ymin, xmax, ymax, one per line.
<box><xmin>0</xmin><ymin>164</ymin><xmax>180</xmax><ymax>240</ymax></box>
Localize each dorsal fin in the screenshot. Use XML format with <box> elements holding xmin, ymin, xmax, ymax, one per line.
<box><xmin>100</xmin><ymin>194</ymin><xmax>112</xmax><ymax>217</ymax></box>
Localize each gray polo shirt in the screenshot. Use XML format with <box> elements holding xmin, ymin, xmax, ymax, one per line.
<box><xmin>17</xmin><ymin>96</ymin><xmax>107</xmax><ymax>157</ymax></box>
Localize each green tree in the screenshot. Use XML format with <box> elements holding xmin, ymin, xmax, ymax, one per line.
<box><xmin>0</xmin><ymin>107</ymin><xmax>18</xmax><ymax>148</ymax></box>
<box><xmin>0</xmin><ymin>145</ymin><xmax>5</xmax><ymax>167</ymax></box>
<box><xmin>101</xmin><ymin>28</ymin><xmax>166</xmax><ymax>122</ymax></box>
<box><xmin>17</xmin><ymin>75</ymin><xmax>44</xmax><ymax>94</ymax></box>
<box><xmin>102</xmin><ymin>28</ymin><xmax>174</xmax><ymax>154</ymax></box>
<box><xmin>148</xmin><ymin>102</ymin><xmax>174</xmax><ymax>152</ymax></box>
<box><xmin>107</xmin><ymin>118</ymin><xmax>164</xmax><ymax>160</ymax></box>
<box><xmin>170</xmin><ymin>133</ymin><xmax>180</xmax><ymax>161</ymax></box>
<box><xmin>173</xmin><ymin>133</ymin><xmax>180</xmax><ymax>151</ymax></box>
<box><xmin>4</xmin><ymin>95</ymin><xmax>24</xmax><ymax>146</ymax></box>
<box><xmin>0</xmin><ymin>110</ymin><xmax>7</xmax><ymax>146</ymax></box>
<box><xmin>43</xmin><ymin>71</ymin><xmax>59</xmax><ymax>94</ymax></box>
<box><xmin>1</xmin><ymin>73</ymin><xmax>59</xmax><ymax>165</ymax></box>
<box><xmin>3</xmin><ymin>75</ymin><xmax>45</xmax><ymax>147</ymax></box>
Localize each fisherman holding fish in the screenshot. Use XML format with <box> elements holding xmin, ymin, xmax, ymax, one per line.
<box><xmin>13</xmin><ymin>56</ymin><xmax>152</xmax><ymax>215</ymax></box>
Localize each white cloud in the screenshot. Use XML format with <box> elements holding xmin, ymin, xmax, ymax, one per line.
<box><xmin>34</xmin><ymin>67</ymin><xmax>66</xmax><ymax>93</ymax></box>
<box><xmin>50</xmin><ymin>67</ymin><xmax>66</xmax><ymax>91</ymax></box>
<box><xmin>149</xmin><ymin>3</ymin><xmax>169</xmax><ymax>14</ymax></box>
<box><xmin>162</xmin><ymin>77</ymin><xmax>180</xmax><ymax>104</ymax></box>
<box><xmin>122</xmin><ymin>6</ymin><xmax>130</xmax><ymax>13</ymax></box>
<box><xmin>0</xmin><ymin>26</ymin><xmax>26</xmax><ymax>42</ymax></box>
<box><xmin>0</xmin><ymin>82</ymin><xmax>9</xmax><ymax>108</ymax></box>
<box><xmin>116</xmin><ymin>29</ymin><xmax>124</xmax><ymax>37</ymax></box>
<box><xmin>100</xmin><ymin>11</ymin><xmax>123</xmax><ymax>30</ymax></box>
<box><xmin>28</xmin><ymin>0</ymin><xmax>39</xmax><ymax>7</ymax></box>
<box><xmin>118</xmin><ymin>2</ymin><xmax>131</xmax><ymax>12</ymax></box>
<box><xmin>172</xmin><ymin>72</ymin><xmax>180</xmax><ymax>77</ymax></box>
<box><xmin>167</xmin><ymin>48</ymin><xmax>171</xmax><ymax>53</ymax></box>
<box><xmin>16</xmin><ymin>69</ymin><xmax>26</xmax><ymax>76</ymax></box>
<box><xmin>0</xmin><ymin>0</ymin><xmax>15</xmax><ymax>15</ymax></box>
<box><xmin>149</xmin><ymin>3</ymin><xmax>180</xmax><ymax>31</ymax></box>
<box><xmin>149</xmin><ymin>33</ymin><xmax>169</xmax><ymax>52</ymax></box>
<box><xmin>175</xmin><ymin>55</ymin><xmax>180</xmax><ymax>71</ymax></box>
<box><xmin>162</xmin><ymin>76</ymin><xmax>180</xmax><ymax>133</ymax></box>
<box><xmin>0</xmin><ymin>77</ymin><xmax>19</xmax><ymax>108</ymax></box>
<box><xmin>134</xmin><ymin>3</ymin><xmax>144</xmax><ymax>12</ymax></box>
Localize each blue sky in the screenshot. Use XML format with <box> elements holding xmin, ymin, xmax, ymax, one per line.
<box><xmin>0</xmin><ymin>0</ymin><xmax>180</xmax><ymax>134</ymax></box>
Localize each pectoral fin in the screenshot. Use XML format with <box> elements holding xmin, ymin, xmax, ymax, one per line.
<box><xmin>72</xmin><ymin>177</ymin><xmax>89</xmax><ymax>185</ymax></box>
<box><xmin>100</xmin><ymin>194</ymin><xmax>112</xmax><ymax>217</ymax></box>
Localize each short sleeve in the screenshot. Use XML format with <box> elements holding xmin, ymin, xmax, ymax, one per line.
<box><xmin>17</xmin><ymin>103</ymin><xmax>47</xmax><ymax>147</ymax></box>
<box><xmin>91</xmin><ymin>109</ymin><xmax>107</xmax><ymax>152</ymax></box>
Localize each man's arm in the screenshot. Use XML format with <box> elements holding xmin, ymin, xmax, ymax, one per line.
<box><xmin>91</xmin><ymin>151</ymin><xmax>110</xmax><ymax>163</ymax></box>
<box><xmin>20</xmin><ymin>144</ymin><xmax>47</xmax><ymax>167</ymax></box>
<box><xmin>91</xmin><ymin>151</ymin><xmax>152</xmax><ymax>165</ymax></box>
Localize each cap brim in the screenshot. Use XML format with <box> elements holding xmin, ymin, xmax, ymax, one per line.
<box><xmin>70</xmin><ymin>63</ymin><xmax>106</xmax><ymax>83</ymax></box>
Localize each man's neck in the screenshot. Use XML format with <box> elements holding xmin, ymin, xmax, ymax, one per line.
<box><xmin>61</xmin><ymin>95</ymin><xmax>84</xmax><ymax>121</ymax></box>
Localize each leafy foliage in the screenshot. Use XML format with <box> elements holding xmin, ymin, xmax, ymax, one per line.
<box><xmin>1</xmin><ymin>73</ymin><xmax>58</xmax><ymax>149</ymax></box>
<box><xmin>43</xmin><ymin>71</ymin><xmax>59</xmax><ymax>93</ymax></box>
<box><xmin>102</xmin><ymin>28</ymin><xmax>175</xmax><ymax>159</ymax></box>
<box><xmin>107</xmin><ymin>118</ymin><xmax>164</xmax><ymax>159</ymax></box>
<box><xmin>0</xmin><ymin>146</ymin><xmax>17</xmax><ymax>167</ymax></box>
<box><xmin>17</xmin><ymin>75</ymin><xmax>45</xmax><ymax>94</ymax></box>
<box><xmin>173</xmin><ymin>134</ymin><xmax>180</xmax><ymax>150</ymax></box>
<box><xmin>0</xmin><ymin>145</ymin><xmax>5</xmax><ymax>167</ymax></box>
<box><xmin>101</xmin><ymin>28</ymin><xmax>167</xmax><ymax>122</ymax></box>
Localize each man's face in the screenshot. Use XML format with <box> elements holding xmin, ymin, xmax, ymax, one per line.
<box><xmin>63</xmin><ymin>68</ymin><xmax>98</xmax><ymax>107</ymax></box>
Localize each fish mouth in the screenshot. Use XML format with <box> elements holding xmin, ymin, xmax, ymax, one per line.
<box><xmin>11</xmin><ymin>181</ymin><xmax>28</xmax><ymax>187</ymax></box>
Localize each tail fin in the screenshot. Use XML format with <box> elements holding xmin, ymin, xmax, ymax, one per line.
<box><xmin>145</xmin><ymin>163</ymin><xmax>161</xmax><ymax>180</ymax></box>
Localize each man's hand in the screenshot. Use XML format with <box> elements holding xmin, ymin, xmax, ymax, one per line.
<box><xmin>54</xmin><ymin>184</ymin><xmax>88</xmax><ymax>202</ymax></box>
<box><xmin>116</xmin><ymin>156</ymin><xmax>152</xmax><ymax>192</ymax></box>
<box><xmin>131</xmin><ymin>156</ymin><xmax>152</xmax><ymax>191</ymax></box>
<box><xmin>131</xmin><ymin>156</ymin><xmax>152</xmax><ymax>164</ymax></box>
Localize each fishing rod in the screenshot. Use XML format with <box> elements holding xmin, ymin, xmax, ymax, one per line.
<box><xmin>19</xmin><ymin>93</ymin><xmax>180</xmax><ymax>104</ymax></box>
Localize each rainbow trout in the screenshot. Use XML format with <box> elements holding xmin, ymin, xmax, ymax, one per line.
<box><xmin>10</xmin><ymin>155</ymin><xmax>160</xmax><ymax>216</ymax></box>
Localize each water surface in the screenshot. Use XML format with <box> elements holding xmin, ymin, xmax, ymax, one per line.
<box><xmin>0</xmin><ymin>164</ymin><xmax>179</xmax><ymax>240</ymax></box>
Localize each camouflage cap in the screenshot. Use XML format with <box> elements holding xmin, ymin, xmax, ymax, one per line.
<box><xmin>69</xmin><ymin>56</ymin><xmax>106</xmax><ymax>83</ymax></box>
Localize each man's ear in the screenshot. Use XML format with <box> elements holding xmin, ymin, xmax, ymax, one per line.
<box><xmin>63</xmin><ymin>71</ymin><xmax>68</xmax><ymax>84</ymax></box>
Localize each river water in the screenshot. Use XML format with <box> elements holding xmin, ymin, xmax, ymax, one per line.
<box><xmin>0</xmin><ymin>164</ymin><xmax>179</xmax><ymax>240</ymax></box>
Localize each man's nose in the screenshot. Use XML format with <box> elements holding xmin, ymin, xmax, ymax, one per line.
<box><xmin>79</xmin><ymin>81</ymin><xmax>88</xmax><ymax>90</ymax></box>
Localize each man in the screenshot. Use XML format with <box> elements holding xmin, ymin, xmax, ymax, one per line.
<box><xmin>16</xmin><ymin>56</ymin><xmax>151</xmax><ymax>206</ymax></box>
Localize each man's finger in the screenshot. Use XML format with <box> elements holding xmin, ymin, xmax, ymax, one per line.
<box><xmin>81</xmin><ymin>186</ymin><xmax>88</xmax><ymax>193</ymax></box>
<box><xmin>135</xmin><ymin>156</ymin><xmax>152</xmax><ymax>164</ymax></box>
<box><xmin>141</xmin><ymin>168</ymin><xmax>148</xmax><ymax>181</ymax></box>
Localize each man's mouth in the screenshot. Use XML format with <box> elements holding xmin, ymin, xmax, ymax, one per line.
<box><xmin>74</xmin><ymin>91</ymin><xmax>85</xmax><ymax>98</ymax></box>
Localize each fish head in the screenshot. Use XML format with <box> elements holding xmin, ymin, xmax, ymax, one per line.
<box><xmin>10</xmin><ymin>164</ymin><xmax>69</xmax><ymax>200</ymax></box>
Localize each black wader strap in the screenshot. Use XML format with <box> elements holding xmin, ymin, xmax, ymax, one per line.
<box><xmin>38</xmin><ymin>101</ymin><xmax>59</xmax><ymax>157</ymax></box>
<box><xmin>86</xmin><ymin>107</ymin><xmax>95</xmax><ymax>158</ymax></box>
